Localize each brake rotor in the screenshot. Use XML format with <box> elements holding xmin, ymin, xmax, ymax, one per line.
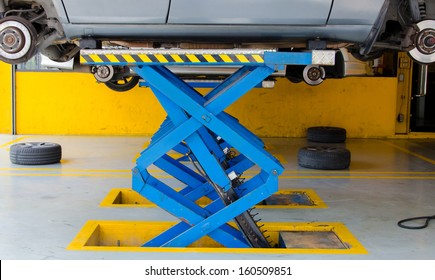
<box><xmin>409</xmin><ymin>20</ymin><xmax>435</xmax><ymax>64</ymax></box>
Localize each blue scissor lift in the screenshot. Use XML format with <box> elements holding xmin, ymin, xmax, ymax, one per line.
<box><xmin>81</xmin><ymin>48</ymin><xmax>335</xmax><ymax>248</ymax></box>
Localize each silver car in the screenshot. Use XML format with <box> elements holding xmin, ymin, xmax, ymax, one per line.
<box><xmin>0</xmin><ymin>0</ymin><xmax>434</xmax><ymax>88</ymax></box>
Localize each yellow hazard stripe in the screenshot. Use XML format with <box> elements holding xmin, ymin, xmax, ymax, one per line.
<box><xmin>203</xmin><ymin>54</ymin><xmax>217</xmax><ymax>63</ymax></box>
<box><xmin>252</xmin><ymin>54</ymin><xmax>264</xmax><ymax>63</ymax></box>
<box><xmin>121</xmin><ymin>54</ymin><xmax>136</xmax><ymax>63</ymax></box>
<box><xmin>186</xmin><ymin>54</ymin><xmax>201</xmax><ymax>63</ymax></box>
<box><xmin>80</xmin><ymin>56</ymin><xmax>87</xmax><ymax>64</ymax></box>
<box><xmin>106</xmin><ymin>54</ymin><xmax>119</xmax><ymax>63</ymax></box>
<box><xmin>81</xmin><ymin>53</ymin><xmax>264</xmax><ymax>64</ymax></box>
<box><xmin>236</xmin><ymin>54</ymin><xmax>249</xmax><ymax>63</ymax></box>
<box><xmin>138</xmin><ymin>54</ymin><xmax>152</xmax><ymax>63</ymax></box>
<box><xmin>219</xmin><ymin>54</ymin><xmax>233</xmax><ymax>63</ymax></box>
<box><xmin>155</xmin><ymin>54</ymin><xmax>168</xmax><ymax>63</ymax></box>
<box><xmin>171</xmin><ymin>54</ymin><xmax>184</xmax><ymax>63</ymax></box>
<box><xmin>89</xmin><ymin>54</ymin><xmax>103</xmax><ymax>63</ymax></box>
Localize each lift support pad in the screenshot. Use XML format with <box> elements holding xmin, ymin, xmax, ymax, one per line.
<box><xmin>81</xmin><ymin>48</ymin><xmax>335</xmax><ymax>248</ymax></box>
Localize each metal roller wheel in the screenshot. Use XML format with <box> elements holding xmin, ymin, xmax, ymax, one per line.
<box><xmin>0</xmin><ymin>16</ymin><xmax>37</xmax><ymax>64</ymax></box>
<box><xmin>105</xmin><ymin>76</ymin><xmax>140</xmax><ymax>92</ymax></box>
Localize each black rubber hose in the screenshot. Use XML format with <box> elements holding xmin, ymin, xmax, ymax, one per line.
<box><xmin>398</xmin><ymin>215</ymin><xmax>435</xmax><ymax>230</ymax></box>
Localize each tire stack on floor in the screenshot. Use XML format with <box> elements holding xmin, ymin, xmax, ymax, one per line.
<box><xmin>298</xmin><ymin>127</ymin><xmax>351</xmax><ymax>170</ymax></box>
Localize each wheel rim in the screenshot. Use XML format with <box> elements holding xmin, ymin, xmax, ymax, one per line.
<box><xmin>94</xmin><ymin>65</ymin><xmax>115</xmax><ymax>82</ymax></box>
<box><xmin>409</xmin><ymin>20</ymin><xmax>435</xmax><ymax>64</ymax></box>
<box><xmin>0</xmin><ymin>20</ymin><xmax>33</xmax><ymax>61</ymax></box>
<box><xmin>303</xmin><ymin>65</ymin><xmax>325</xmax><ymax>86</ymax></box>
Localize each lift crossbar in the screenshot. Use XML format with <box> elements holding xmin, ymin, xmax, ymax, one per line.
<box><xmin>81</xmin><ymin>48</ymin><xmax>335</xmax><ymax>248</ymax></box>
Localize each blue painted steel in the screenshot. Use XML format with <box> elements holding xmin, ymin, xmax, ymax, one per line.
<box><xmin>89</xmin><ymin>50</ymin><xmax>313</xmax><ymax>248</ymax></box>
<box><xmin>140</xmin><ymin>81</ymin><xmax>264</xmax><ymax>89</ymax></box>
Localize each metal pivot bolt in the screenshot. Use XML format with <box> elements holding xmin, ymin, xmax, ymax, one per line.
<box><xmin>201</xmin><ymin>115</ymin><xmax>211</xmax><ymax>122</ymax></box>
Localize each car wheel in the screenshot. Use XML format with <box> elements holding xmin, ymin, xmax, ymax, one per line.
<box><xmin>298</xmin><ymin>146</ymin><xmax>351</xmax><ymax>170</ymax></box>
<box><xmin>0</xmin><ymin>16</ymin><xmax>37</xmax><ymax>64</ymax></box>
<box><xmin>408</xmin><ymin>20</ymin><xmax>435</xmax><ymax>64</ymax></box>
<box><xmin>10</xmin><ymin>142</ymin><xmax>62</xmax><ymax>165</ymax></box>
<box><xmin>105</xmin><ymin>76</ymin><xmax>140</xmax><ymax>92</ymax></box>
<box><xmin>307</xmin><ymin>126</ymin><xmax>347</xmax><ymax>143</ymax></box>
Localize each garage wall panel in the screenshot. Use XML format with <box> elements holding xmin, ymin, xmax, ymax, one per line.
<box><xmin>15</xmin><ymin>72</ymin><xmax>166</xmax><ymax>136</ymax></box>
<box><xmin>14</xmin><ymin>71</ymin><xmax>397</xmax><ymax>138</ymax></box>
<box><xmin>0</xmin><ymin>63</ymin><xmax>12</xmax><ymax>134</ymax></box>
<box><xmin>227</xmin><ymin>77</ymin><xmax>398</xmax><ymax>138</ymax></box>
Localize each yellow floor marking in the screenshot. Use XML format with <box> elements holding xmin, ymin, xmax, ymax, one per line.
<box><xmin>100</xmin><ymin>188</ymin><xmax>327</xmax><ymax>209</ymax></box>
<box><xmin>0</xmin><ymin>173</ymin><xmax>131</xmax><ymax>178</ymax></box>
<box><xmin>272</xmin><ymin>153</ymin><xmax>288</xmax><ymax>164</ymax></box>
<box><xmin>132</xmin><ymin>153</ymin><xmax>141</xmax><ymax>163</ymax></box>
<box><xmin>281</xmin><ymin>170</ymin><xmax>435</xmax><ymax>174</ymax></box>
<box><xmin>68</xmin><ymin>221</ymin><xmax>367</xmax><ymax>254</ymax></box>
<box><xmin>142</xmin><ymin>141</ymin><xmax>150</xmax><ymax>149</ymax></box>
<box><xmin>2</xmin><ymin>167</ymin><xmax>434</xmax><ymax>175</ymax></box>
<box><xmin>379</xmin><ymin>140</ymin><xmax>435</xmax><ymax>165</ymax></box>
<box><xmin>0</xmin><ymin>136</ymin><xmax>32</xmax><ymax>149</ymax></box>
<box><xmin>1</xmin><ymin>169</ymin><xmax>434</xmax><ymax>179</ymax></box>
<box><xmin>278</xmin><ymin>175</ymin><xmax>435</xmax><ymax>180</ymax></box>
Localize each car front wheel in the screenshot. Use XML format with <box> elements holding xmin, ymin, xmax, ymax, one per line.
<box><xmin>0</xmin><ymin>16</ymin><xmax>37</xmax><ymax>64</ymax></box>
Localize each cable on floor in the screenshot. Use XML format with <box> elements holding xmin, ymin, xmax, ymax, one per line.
<box><xmin>398</xmin><ymin>215</ymin><xmax>435</xmax><ymax>230</ymax></box>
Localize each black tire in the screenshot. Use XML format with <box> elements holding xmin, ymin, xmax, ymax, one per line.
<box><xmin>307</xmin><ymin>126</ymin><xmax>347</xmax><ymax>143</ymax></box>
<box><xmin>105</xmin><ymin>76</ymin><xmax>140</xmax><ymax>92</ymax></box>
<box><xmin>298</xmin><ymin>146</ymin><xmax>351</xmax><ymax>170</ymax></box>
<box><xmin>10</xmin><ymin>142</ymin><xmax>62</xmax><ymax>165</ymax></box>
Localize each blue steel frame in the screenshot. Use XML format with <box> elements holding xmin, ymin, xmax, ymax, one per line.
<box><xmin>82</xmin><ymin>50</ymin><xmax>316</xmax><ymax>248</ymax></box>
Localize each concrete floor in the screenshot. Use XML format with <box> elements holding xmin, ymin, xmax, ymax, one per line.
<box><xmin>0</xmin><ymin>134</ymin><xmax>434</xmax><ymax>260</ymax></box>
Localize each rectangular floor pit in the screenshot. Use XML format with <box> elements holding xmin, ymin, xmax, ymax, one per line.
<box><xmin>68</xmin><ymin>221</ymin><xmax>366</xmax><ymax>254</ymax></box>
<box><xmin>100</xmin><ymin>188</ymin><xmax>327</xmax><ymax>209</ymax></box>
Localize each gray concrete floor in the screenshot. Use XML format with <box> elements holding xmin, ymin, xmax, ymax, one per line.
<box><xmin>0</xmin><ymin>135</ymin><xmax>434</xmax><ymax>260</ymax></box>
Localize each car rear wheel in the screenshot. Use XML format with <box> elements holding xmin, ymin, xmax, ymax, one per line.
<box><xmin>0</xmin><ymin>16</ymin><xmax>37</xmax><ymax>64</ymax></box>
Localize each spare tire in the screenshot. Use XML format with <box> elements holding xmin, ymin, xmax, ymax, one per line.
<box><xmin>298</xmin><ymin>146</ymin><xmax>351</xmax><ymax>170</ymax></box>
<box><xmin>10</xmin><ymin>142</ymin><xmax>62</xmax><ymax>165</ymax></box>
<box><xmin>307</xmin><ymin>126</ymin><xmax>347</xmax><ymax>143</ymax></box>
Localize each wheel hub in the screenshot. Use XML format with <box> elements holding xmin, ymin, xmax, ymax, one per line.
<box><xmin>0</xmin><ymin>27</ymin><xmax>25</xmax><ymax>54</ymax></box>
<box><xmin>307</xmin><ymin>67</ymin><xmax>322</xmax><ymax>81</ymax></box>
<box><xmin>93</xmin><ymin>65</ymin><xmax>115</xmax><ymax>82</ymax></box>
<box><xmin>416</xmin><ymin>29</ymin><xmax>435</xmax><ymax>55</ymax></box>
<box><xmin>303</xmin><ymin>65</ymin><xmax>325</xmax><ymax>86</ymax></box>
<box><xmin>0</xmin><ymin>17</ymin><xmax>36</xmax><ymax>63</ymax></box>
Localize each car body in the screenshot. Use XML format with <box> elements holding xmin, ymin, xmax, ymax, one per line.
<box><xmin>0</xmin><ymin>0</ymin><xmax>434</xmax><ymax>88</ymax></box>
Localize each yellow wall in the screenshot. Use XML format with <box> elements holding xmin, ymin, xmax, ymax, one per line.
<box><xmin>15</xmin><ymin>72</ymin><xmax>166</xmax><ymax>135</ymax></box>
<box><xmin>7</xmin><ymin>69</ymin><xmax>398</xmax><ymax>138</ymax></box>
<box><xmin>0</xmin><ymin>63</ymin><xmax>12</xmax><ymax>134</ymax></box>
<box><xmin>228</xmin><ymin>77</ymin><xmax>398</xmax><ymax>138</ymax></box>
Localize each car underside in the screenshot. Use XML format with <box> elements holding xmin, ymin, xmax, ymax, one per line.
<box><xmin>0</xmin><ymin>0</ymin><xmax>434</xmax><ymax>90</ymax></box>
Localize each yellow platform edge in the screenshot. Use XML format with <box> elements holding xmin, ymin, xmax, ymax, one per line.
<box><xmin>67</xmin><ymin>221</ymin><xmax>367</xmax><ymax>255</ymax></box>
<box><xmin>99</xmin><ymin>188</ymin><xmax>328</xmax><ymax>209</ymax></box>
